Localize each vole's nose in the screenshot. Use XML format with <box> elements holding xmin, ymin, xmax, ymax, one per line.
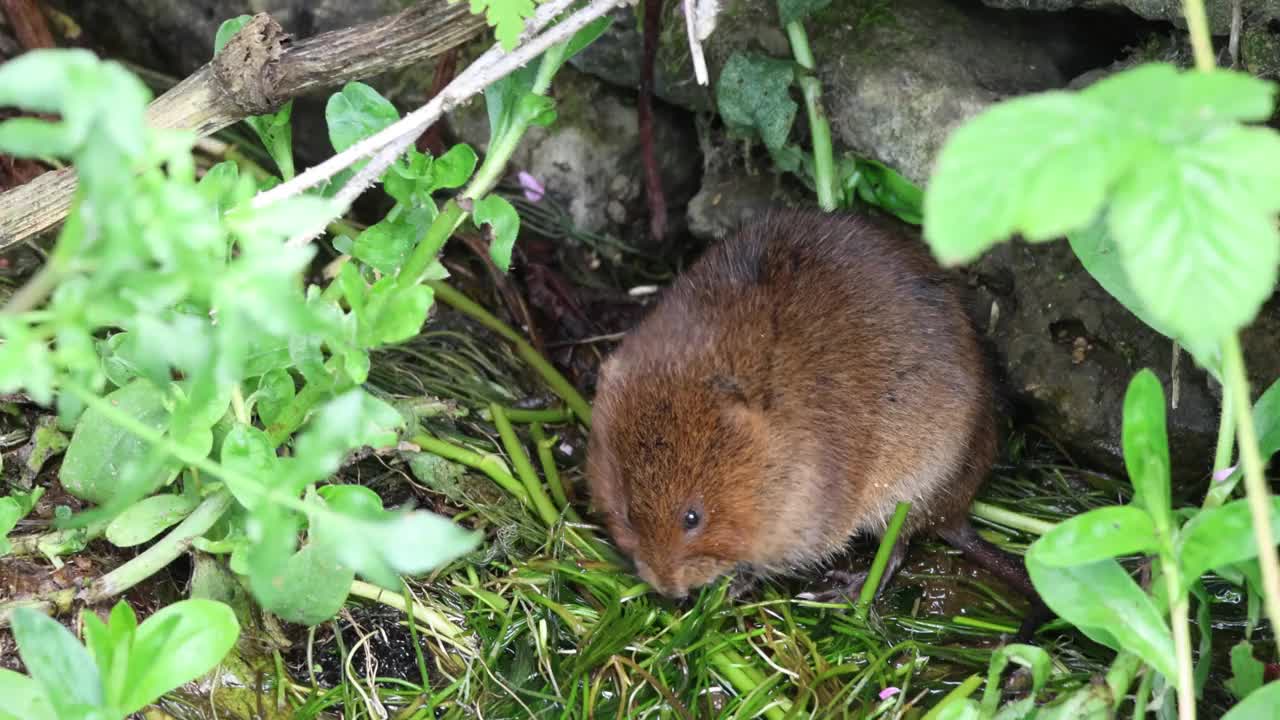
<box><xmin>635</xmin><ymin>557</ymin><xmax>687</xmax><ymax>599</ymax></box>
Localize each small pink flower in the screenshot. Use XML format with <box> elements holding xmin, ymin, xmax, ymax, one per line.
<box><xmin>518</xmin><ymin>171</ymin><xmax>545</xmax><ymax>202</ymax></box>
<box><xmin>879</xmin><ymin>687</ymin><xmax>900</xmax><ymax>700</ymax></box>
<box><xmin>1214</xmin><ymin>465</ymin><xmax>1238</xmax><ymax>482</ymax></box>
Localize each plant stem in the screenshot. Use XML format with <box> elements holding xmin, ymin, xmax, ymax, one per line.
<box><xmin>409</xmin><ymin>432</ymin><xmax>529</xmax><ymax>504</ymax></box>
<box><xmin>81</xmin><ymin>490</ymin><xmax>234</xmax><ymax>604</ymax></box>
<box><xmin>708</xmin><ymin>648</ymin><xmax>789</xmax><ymax>720</ymax></box>
<box><xmin>1</xmin><ymin>262</ymin><xmax>61</xmax><ymax>315</ymax></box>
<box><xmin>1203</xmin><ymin>388</ymin><xmax>1238</xmax><ymax>509</ymax></box>
<box><xmin>1161</xmin><ymin>559</ymin><xmax>1197</xmax><ymax>719</ymax></box>
<box><xmin>491</xmin><ymin>404</ymin><xmax>561</xmax><ymax>527</ymax></box>
<box><xmin>783</xmin><ymin>22</ymin><xmax>836</xmax><ymax>211</ymax></box>
<box><xmin>1223</xmin><ymin>335</ymin><xmax>1280</xmax><ymax>654</ymax></box>
<box><xmin>921</xmin><ymin>674</ymin><xmax>983</xmax><ymax>720</ymax></box>
<box><xmin>428</xmin><ymin>280</ymin><xmax>592</xmax><ymax>424</ymax></box>
<box><xmin>1133</xmin><ymin>667</ymin><xmax>1154</xmax><ymax>718</ymax></box>
<box><xmin>856</xmin><ymin>501</ymin><xmax>910</xmax><ymax>621</ymax></box>
<box><xmin>347</xmin><ymin>580</ymin><xmax>470</xmax><ymax>649</ymax></box>
<box><xmin>496</xmin><ymin>406</ymin><xmax>573</xmax><ymax>424</ymax></box>
<box><xmin>970</xmin><ymin>500</ymin><xmax>1056</xmax><ymax>536</ymax></box>
<box><xmin>1182</xmin><ymin>0</ymin><xmax>1217</xmax><ymax>71</ymax></box>
<box><xmin>530</xmin><ymin>422</ymin><xmax>576</xmax><ymax>518</ymax></box>
<box><xmin>1105</xmin><ymin>652</ymin><xmax>1142</xmax><ymax>704</ymax></box>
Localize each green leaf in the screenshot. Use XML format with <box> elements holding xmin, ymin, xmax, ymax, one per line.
<box><xmin>778</xmin><ymin>0</ymin><xmax>831</xmax><ymax>26</ymax></box>
<box><xmin>291</xmin><ymin>390</ymin><xmax>406</xmax><ymax>486</ymax></box>
<box><xmin>10</xmin><ymin>607</ymin><xmax>104</xmax><ymax>716</ymax></box>
<box><xmin>1225</xmin><ymin>641</ymin><xmax>1266</xmax><ymax>701</ymax></box>
<box><xmin>484</xmin><ymin>65</ymin><xmax>539</xmax><ymax>141</ymax></box>
<box><xmin>473</xmin><ymin>194</ymin><xmax>520</xmax><ymax>272</ymax></box>
<box><xmin>105</xmin><ymin>493</ymin><xmax>199</xmax><ymax>547</ymax></box>
<box><xmin>1121</xmin><ymin>370</ymin><xmax>1171</xmax><ymax>532</ymax></box>
<box><xmin>1027</xmin><ymin>505</ymin><xmax>1158</xmax><ymax>567</ymax></box>
<box><xmin>82</xmin><ymin>602</ymin><xmax>136</xmax><ymax>710</ymax></box>
<box><xmin>326</xmin><ymin>82</ymin><xmax>399</xmax><ymax>153</ymax></box>
<box><xmin>0</xmin><ymin>487</ymin><xmax>42</xmax><ymax>555</ymax></box>
<box><xmin>363</xmin><ymin>277</ymin><xmax>433</xmax><ymax>346</ymax></box>
<box><xmin>213</xmin><ymin>15</ymin><xmax>253</xmax><ymax>55</ymax></box>
<box><xmin>253</xmin><ymin>368</ymin><xmax>295</xmax><ymax>427</ymax></box>
<box><xmin>61</xmin><ymin>379</ymin><xmax>175</xmax><ymax>505</ymax></box>
<box><xmin>220</xmin><ymin>424</ymin><xmax>279</xmax><ymax>511</ymax></box>
<box><xmin>515</xmin><ymin>93</ymin><xmax>557</xmax><ymax>128</ymax></box>
<box><xmin>1223</xmin><ymin>679</ymin><xmax>1280</xmax><ymax>720</ymax></box>
<box><xmin>1024</xmin><ymin>553</ymin><xmax>1177</xmax><ymax>684</ymax></box>
<box><xmin>1033</xmin><ymin>685</ymin><xmax>1112</xmax><ymax>720</ymax></box>
<box><xmin>1179</xmin><ymin>498</ymin><xmax>1280</xmax><ymax>591</ymax></box>
<box><xmin>430</xmin><ymin>143</ymin><xmax>478</xmax><ymax>191</ymax></box>
<box><xmin>247</xmin><ymin>493</ymin><xmax>354</xmax><ymax>625</ymax></box>
<box><xmin>715</xmin><ymin>52</ymin><xmax>797</xmax><ymax>151</ymax></box>
<box><xmin>1106</xmin><ymin>126</ymin><xmax>1280</xmax><ymax>344</ymax></box>
<box><xmin>1082</xmin><ymin>63</ymin><xmax>1277</xmax><ymax>141</ymax></box>
<box><xmin>924</xmin><ymin>92</ymin><xmax>1127</xmax><ymax>265</ymax></box>
<box><xmin>246</xmin><ymin>100</ymin><xmax>295</xmax><ymax>181</ymax></box>
<box><xmin>1253</xmin><ymin>376</ymin><xmax>1280</xmax><ymax>462</ymax></box>
<box><xmin>469</xmin><ymin>0</ymin><xmax>536</xmax><ymax>50</ymax></box>
<box><xmin>852</xmin><ymin>157</ymin><xmax>924</xmax><ymax>225</ymax></box>
<box><xmin>0</xmin><ymin>669</ymin><xmax>56</xmax><ymax>720</ymax></box>
<box><xmin>1068</xmin><ymin>219</ymin><xmax>1222</xmax><ymax>377</ymax></box>
<box><xmin>118</xmin><ymin>599</ymin><xmax>239</xmax><ymax>714</ymax></box>
<box><xmin>562</xmin><ymin>16</ymin><xmax>612</xmax><ymax>66</ymax></box>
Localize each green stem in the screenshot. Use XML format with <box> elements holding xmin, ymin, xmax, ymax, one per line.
<box><xmin>491</xmin><ymin>404</ymin><xmax>561</xmax><ymax>527</ymax></box>
<box><xmin>1161</xmin><ymin>559</ymin><xmax>1196</xmax><ymax>720</ymax></box>
<box><xmin>82</xmin><ymin>490</ymin><xmax>234</xmax><ymax>604</ymax></box>
<box><xmin>2</xmin><ymin>263</ymin><xmax>63</xmax><ymax>315</ymax></box>
<box><xmin>428</xmin><ymin>280</ymin><xmax>592</xmax><ymax>424</ymax></box>
<box><xmin>784</xmin><ymin>22</ymin><xmax>836</xmax><ymax>211</ymax></box>
<box><xmin>1133</xmin><ymin>667</ymin><xmax>1153</xmax><ymax>718</ymax></box>
<box><xmin>531</xmin><ymin>422</ymin><xmax>576</xmax><ymax>518</ymax></box>
<box><xmin>494</xmin><ymin>406</ymin><xmax>574</xmax><ymax>424</ymax></box>
<box><xmin>1203</xmin><ymin>387</ymin><xmax>1238</xmax><ymax>509</ymax></box>
<box><xmin>970</xmin><ymin>501</ymin><xmax>1056</xmax><ymax>536</ymax></box>
<box><xmin>347</xmin><ymin>580</ymin><xmax>470</xmax><ymax>647</ymax></box>
<box><xmin>1182</xmin><ymin>0</ymin><xmax>1217</xmax><ymax>71</ymax></box>
<box><xmin>409</xmin><ymin>432</ymin><xmax>529</xmax><ymax>504</ymax></box>
<box><xmin>921</xmin><ymin>674</ymin><xmax>983</xmax><ymax>720</ymax></box>
<box><xmin>1105</xmin><ymin>652</ymin><xmax>1142</xmax><ymax>705</ymax></box>
<box><xmin>856</xmin><ymin>501</ymin><xmax>910</xmax><ymax>621</ymax></box>
<box><xmin>1223</xmin><ymin>335</ymin><xmax>1280</xmax><ymax>654</ymax></box>
<box><xmin>708</xmin><ymin>648</ymin><xmax>789</xmax><ymax>720</ymax></box>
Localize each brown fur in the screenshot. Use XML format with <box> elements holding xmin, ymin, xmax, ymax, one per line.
<box><xmin>587</xmin><ymin>208</ymin><xmax>1018</xmax><ymax>601</ymax></box>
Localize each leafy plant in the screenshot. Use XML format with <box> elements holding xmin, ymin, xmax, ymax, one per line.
<box><xmin>922</xmin><ymin>0</ymin><xmax>1280</xmax><ymax>717</ymax></box>
<box><xmin>1</xmin><ymin>600</ymin><xmax>239</xmax><ymax>720</ymax></box>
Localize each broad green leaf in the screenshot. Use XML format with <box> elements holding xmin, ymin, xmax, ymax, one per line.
<box><xmin>924</xmin><ymin>92</ymin><xmax>1127</xmax><ymax>265</ymax></box>
<box><xmin>1068</xmin><ymin>219</ymin><xmax>1221</xmax><ymax>377</ymax></box>
<box><xmin>1254</xmin><ymin>376</ymin><xmax>1280</xmax><ymax>462</ymax></box>
<box><xmin>105</xmin><ymin>493</ymin><xmax>199</xmax><ymax>547</ymax></box>
<box><xmin>1026</xmin><ymin>505</ymin><xmax>1157</xmax><ymax>567</ymax></box>
<box><xmin>1107</xmin><ymin>126</ymin><xmax>1280</xmax><ymax>344</ymax></box>
<box><xmin>1223</xmin><ymin>679</ymin><xmax>1280</xmax><ymax>720</ymax></box>
<box><xmin>1225</xmin><ymin>641</ymin><xmax>1266</xmax><ymax>700</ymax></box>
<box><xmin>1025</xmin><ymin>553</ymin><xmax>1177</xmax><ymax>683</ymax></box>
<box><xmin>81</xmin><ymin>602</ymin><xmax>137</xmax><ymax>711</ymax></box>
<box><xmin>253</xmin><ymin>368</ymin><xmax>295</xmax><ymax>427</ymax></box>
<box><xmin>515</xmin><ymin>93</ymin><xmax>557</xmax><ymax>128</ymax></box>
<box><xmin>330</xmin><ymin>504</ymin><xmax>481</xmax><ymax>590</ymax></box>
<box><xmin>1179</xmin><ymin>498</ymin><xmax>1280</xmax><ymax>591</ymax></box>
<box><xmin>10</xmin><ymin>608</ymin><xmax>104</xmax><ymax>716</ymax></box>
<box><xmin>716</xmin><ymin>52</ymin><xmax>797</xmax><ymax>150</ymax></box>
<box><xmin>485</xmin><ymin>65</ymin><xmax>539</xmax><ymax>141</ymax></box>
<box><xmin>246</xmin><ymin>101</ymin><xmax>295</xmax><ymax>181</ymax></box>
<box><xmin>353</xmin><ymin>213</ymin><xmax>419</xmax><ymax>275</ymax></box>
<box><xmin>469</xmin><ymin>0</ymin><xmax>536</xmax><ymax>50</ymax></box>
<box><xmin>0</xmin><ymin>487</ymin><xmax>42</xmax><ymax>555</ymax></box>
<box><xmin>1033</xmin><ymin>685</ymin><xmax>1112</xmax><ymax>720</ymax></box>
<box><xmin>362</xmin><ymin>276</ymin><xmax>433</xmax><ymax>346</ymax></box>
<box><xmin>430</xmin><ymin>143</ymin><xmax>478</xmax><ymax>191</ymax></box>
<box><xmin>931</xmin><ymin>700</ymin><xmax>981</xmax><ymax>720</ymax></box>
<box><xmin>853</xmin><ymin>157</ymin><xmax>924</xmax><ymax>225</ymax></box>
<box><xmin>473</xmin><ymin>194</ymin><xmax>520</xmax><ymax>272</ymax></box>
<box><xmin>61</xmin><ymin>379</ymin><xmax>175</xmax><ymax>505</ymax></box>
<box><xmin>1082</xmin><ymin>63</ymin><xmax>1277</xmax><ymax>141</ymax></box>
<box><xmin>290</xmin><ymin>390</ymin><xmax>406</xmax><ymax>488</ymax></box>
<box><xmin>247</xmin><ymin>493</ymin><xmax>354</xmax><ymax>625</ymax></box>
<box><xmin>0</xmin><ymin>669</ymin><xmax>56</xmax><ymax>720</ymax></box>
<box><xmin>119</xmin><ymin>599</ymin><xmax>239</xmax><ymax>714</ymax></box>
<box><xmin>1121</xmin><ymin>370</ymin><xmax>1171</xmax><ymax>532</ymax></box>
<box><xmin>326</xmin><ymin>82</ymin><xmax>399</xmax><ymax>153</ymax></box>
<box><xmin>220</xmin><ymin>424</ymin><xmax>278</xmax><ymax>510</ymax></box>
<box><xmin>562</xmin><ymin>16</ymin><xmax>612</xmax><ymax>67</ymax></box>
<box><xmin>778</xmin><ymin>0</ymin><xmax>831</xmax><ymax>26</ymax></box>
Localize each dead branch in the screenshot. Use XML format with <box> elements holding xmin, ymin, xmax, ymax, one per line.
<box><xmin>0</xmin><ymin>0</ymin><xmax>486</xmax><ymax>250</ymax></box>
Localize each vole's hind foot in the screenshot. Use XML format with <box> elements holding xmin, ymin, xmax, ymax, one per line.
<box><xmin>936</xmin><ymin>519</ymin><xmax>1057</xmax><ymax>643</ymax></box>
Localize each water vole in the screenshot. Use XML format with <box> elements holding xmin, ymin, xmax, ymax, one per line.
<box><xmin>586</xmin><ymin>208</ymin><xmax>1038</xmax><ymax>607</ymax></box>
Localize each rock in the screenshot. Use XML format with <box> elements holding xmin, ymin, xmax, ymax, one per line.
<box><xmin>446</xmin><ymin>66</ymin><xmax>700</xmax><ymax>236</ymax></box>
<box><xmin>571</xmin><ymin>0</ymin><xmax>1137</xmax><ymax>184</ymax></box>
<box><xmin>981</xmin><ymin>0</ymin><xmax>1280</xmax><ymax>33</ymax></box>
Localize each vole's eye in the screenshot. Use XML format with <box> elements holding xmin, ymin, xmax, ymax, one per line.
<box><xmin>682</xmin><ymin>509</ymin><xmax>701</xmax><ymax>531</ymax></box>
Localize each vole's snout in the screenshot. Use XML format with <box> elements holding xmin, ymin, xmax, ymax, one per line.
<box><xmin>634</xmin><ymin>556</ymin><xmax>689</xmax><ymax>599</ymax></box>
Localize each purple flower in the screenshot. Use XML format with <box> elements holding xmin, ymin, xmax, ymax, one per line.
<box><xmin>518</xmin><ymin>171</ymin><xmax>545</xmax><ymax>202</ymax></box>
<box><xmin>1213</xmin><ymin>465</ymin><xmax>1238</xmax><ymax>482</ymax></box>
<box><xmin>879</xmin><ymin>687</ymin><xmax>900</xmax><ymax>700</ymax></box>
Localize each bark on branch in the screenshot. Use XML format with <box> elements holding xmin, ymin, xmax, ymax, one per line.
<box><xmin>0</xmin><ymin>0</ymin><xmax>486</xmax><ymax>250</ymax></box>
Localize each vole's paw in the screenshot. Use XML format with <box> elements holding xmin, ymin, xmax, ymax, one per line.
<box><xmin>727</xmin><ymin>573</ymin><xmax>762</xmax><ymax>601</ymax></box>
<box><xmin>796</xmin><ymin>569</ymin><xmax>867</xmax><ymax>603</ymax></box>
